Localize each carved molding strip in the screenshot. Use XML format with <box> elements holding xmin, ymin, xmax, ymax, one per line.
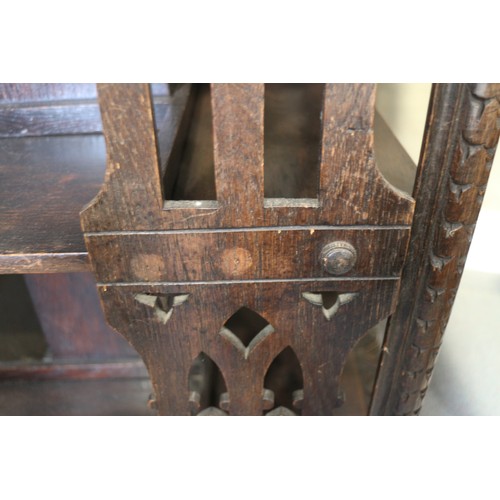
<box><xmin>373</xmin><ymin>83</ymin><xmax>500</xmax><ymax>415</ymax></box>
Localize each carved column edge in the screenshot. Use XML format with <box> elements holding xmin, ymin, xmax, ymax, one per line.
<box><xmin>370</xmin><ymin>83</ymin><xmax>500</xmax><ymax>416</ymax></box>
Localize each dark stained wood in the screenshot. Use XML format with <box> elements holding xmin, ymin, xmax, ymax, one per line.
<box><xmin>24</xmin><ymin>273</ymin><xmax>138</xmax><ymax>360</ymax></box>
<box><xmin>82</xmin><ymin>83</ymin><xmax>415</xmax><ymax>415</ymax></box>
<box><xmin>81</xmin><ymin>84</ymin><xmax>165</xmax><ymax>232</ymax></box>
<box><xmin>0</xmin><ymin>102</ymin><xmax>175</xmax><ymax>139</ymax></box>
<box><xmin>86</xmin><ymin>227</ymin><xmax>410</xmax><ymax>283</ymax></box>
<box><xmin>7</xmin><ymin>83</ymin><xmax>493</xmax><ymax>415</ymax></box>
<box><xmin>264</xmin><ymin>84</ymin><xmax>324</xmax><ymax>199</ymax></box>
<box><xmin>0</xmin><ymin>360</ymin><xmax>147</xmax><ymax>380</ymax></box>
<box><xmin>162</xmin><ymin>85</ymin><xmax>416</xmax><ymax>202</ymax></box>
<box><xmin>97</xmin><ymin>280</ymin><xmax>398</xmax><ymax>415</ymax></box>
<box><xmin>0</xmin><ymin>82</ymin><xmax>430</xmax><ymax>415</ymax></box>
<box><xmin>0</xmin><ymin>274</ymin><xmax>47</xmax><ymax>362</ymax></box>
<box><xmin>370</xmin><ymin>83</ymin><xmax>500</xmax><ymax>416</ymax></box>
<box><xmin>0</xmin><ymin>102</ymin><xmax>103</xmax><ymax>138</ymax></box>
<box><xmin>0</xmin><ymin>83</ymin><xmax>170</xmax><ymax>138</ymax></box>
<box><xmin>0</xmin><ymin>378</ymin><xmax>153</xmax><ymax>415</ymax></box>
<box><xmin>0</xmin><ymin>83</ymin><xmax>417</xmax><ymax>277</ymax></box>
<box><xmin>0</xmin><ymin>87</ymin><xmax>186</xmax><ymax>274</ymax></box>
<box><xmin>0</xmin><ymin>135</ymin><xmax>105</xmax><ymax>273</ymax></box>
<box><xmin>0</xmin><ymin>364</ymin><xmax>372</xmax><ymax>416</ymax></box>
<box><xmin>82</xmin><ymin>84</ymin><xmax>415</xmax><ymax>233</ymax></box>
<box><xmin>162</xmin><ymin>86</ymin><xmax>417</xmax><ymax>205</ymax></box>
<box><xmin>0</xmin><ymin>84</ymin><xmax>98</xmax><ymax>103</ymax></box>
<box><xmin>318</xmin><ymin>84</ymin><xmax>414</xmax><ymax>225</ymax></box>
<box><xmin>0</xmin><ymin>253</ymin><xmax>89</xmax><ymax>274</ymax></box>
<box><xmin>212</xmin><ymin>84</ymin><xmax>265</xmax><ymax>224</ymax></box>
<box><xmin>0</xmin><ymin>271</ymin><xmax>143</xmax><ymax>381</ymax></box>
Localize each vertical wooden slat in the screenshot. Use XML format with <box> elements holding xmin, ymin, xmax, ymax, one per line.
<box><xmin>211</xmin><ymin>84</ymin><xmax>264</xmax><ymax>225</ymax></box>
<box><xmin>319</xmin><ymin>84</ymin><xmax>376</xmax><ymax>209</ymax></box>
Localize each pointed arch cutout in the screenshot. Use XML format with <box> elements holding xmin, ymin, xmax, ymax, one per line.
<box><xmin>188</xmin><ymin>352</ymin><xmax>228</xmax><ymax>416</ymax></box>
<box><xmin>264</xmin><ymin>346</ymin><xmax>303</xmax><ymax>415</ymax></box>
<box><xmin>219</xmin><ymin>307</ymin><xmax>275</xmax><ymax>358</ymax></box>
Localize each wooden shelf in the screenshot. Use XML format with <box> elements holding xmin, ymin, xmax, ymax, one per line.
<box><xmin>0</xmin><ymin>371</ymin><xmax>370</xmax><ymax>415</ymax></box>
<box><xmin>0</xmin><ymin>134</ymin><xmax>106</xmax><ymax>273</ymax></box>
<box><xmin>0</xmin><ymin>378</ymin><xmax>154</xmax><ymax>416</ymax></box>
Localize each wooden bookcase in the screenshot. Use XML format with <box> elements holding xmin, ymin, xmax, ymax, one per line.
<box><xmin>0</xmin><ymin>83</ymin><xmax>498</xmax><ymax>415</ymax></box>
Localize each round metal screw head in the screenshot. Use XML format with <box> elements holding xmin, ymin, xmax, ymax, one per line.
<box><xmin>320</xmin><ymin>241</ymin><xmax>357</xmax><ymax>275</ymax></box>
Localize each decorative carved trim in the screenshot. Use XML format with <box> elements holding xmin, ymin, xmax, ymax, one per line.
<box><xmin>134</xmin><ymin>293</ymin><xmax>189</xmax><ymax>324</ymax></box>
<box><xmin>218</xmin><ymin>307</ymin><xmax>275</xmax><ymax>359</ymax></box>
<box><xmin>302</xmin><ymin>291</ymin><xmax>357</xmax><ymax>320</ymax></box>
<box><xmin>219</xmin><ymin>324</ymin><xmax>275</xmax><ymax>359</ymax></box>
<box><xmin>98</xmin><ymin>280</ymin><xmax>398</xmax><ymax>415</ymax></box>
<box><xmin>371</xmin><ymin>83</ymin><xmax>500</xmax><ymax>415</ymax></box>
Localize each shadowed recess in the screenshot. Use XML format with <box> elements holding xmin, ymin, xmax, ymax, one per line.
<box><xmin>221</xmin><ymin>306</ymin><xmax>273</xmax><ymax>350</ymax></box>
<box><xmin>134</xmin><ymin>293</ymin><xmax>189</xmax><ymax>324</ymax></box>
<box><xmin>333</xmin><ymin>319</ymin><xmax>387</xmax><ymax>416</ymax></box>
<box><xmin>161</xmin><ymin>84</ymin><xmax>217</xmax><ymax>201</ymax></box>
<box><xmin>158</xmin><ymin>83</ymin><xmax>325</xmax><ymax>203</ymax></box>
<box><xmin>264</xmin><ymin>346</ymin><xmax>303</xmax><ymax>415</ymax></box>
<box><xmin>0</xmin><ymin>275</ymin><xmax>47</xmax><ymax>361</ymax></box>
<box><xmin>188</xmin><ymin>352</ymin><xmax>228</xmax><ymax>416</ymax></box>
<box><xmin>302</xmin><ymin>291</ymin><xmax>357</xmax><ymax>320</ymax></box>
<box><xmin>264</xmin><ymin>84</ymin><xmax>324</xmax><ymax>199</ymax></box>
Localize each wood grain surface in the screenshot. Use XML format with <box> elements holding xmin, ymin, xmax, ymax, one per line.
<box><xmin>81</xmin><ymin>84</ymin><xmax>415</xmax><ymax>415</ymax></box>
<box><xmin>0</xmin><ymin>83</ymin><xmax>170</xmax><ymax>138</ymax></box>
<box><xmin>82</xmin><ymin>84</ymin><xmax>415</xmax><ymax>232</ymax></box>
<box><xmin>0</xmin><ymin>135</ymin><xmax>106</xmax><ymax>273</ymax></box>
<box><xmin>98</xmin><ymin>279</ymin><xmax>399</xmax><ymax>415</ymax></box>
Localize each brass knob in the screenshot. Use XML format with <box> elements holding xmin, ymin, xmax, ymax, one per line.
<box><xmin>320</xmin><ymin>241</ymin><xmax>357</xmax><ymax>275</ymax></box>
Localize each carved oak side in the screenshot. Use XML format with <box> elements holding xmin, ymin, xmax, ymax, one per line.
<box><xmin>81</xmin><ymin>83</ymin><xmax>416</xmax><ymax>415</ymax></box>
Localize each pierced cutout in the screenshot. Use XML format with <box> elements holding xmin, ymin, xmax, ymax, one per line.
<box><xmin>266</xmin><ymin>407</ymin><xmax>296</xmax><ymax>416</ymax></box>
<box><xmin>264</xmin><ymin>347</ymin><xmax>303</xmax><ymax>415</ymax></box>
<box><xmin>188</xmin><ymin>352</ymin><xmax>228</xmax><ymax>416</ymax></box>
<box><xmin>135</xmin><ymin>293</ymin><xmax>189</xmax><ymax>324</ymax></box>
<box><xmin>334</xmin><ymin>319</ymin><xmax>387</xmax><ymax>416</ymax></box>
<box><xmin>264</xmin><ymin>84</ymin><xmax>324</xmax><ymax>200</ymax></box>
<box><xmin>374</xmin><ymin>84</ymin><xmax>432</xmax><ymax>195</ymax></box>
<box><xmin>302</xmin><ymin>291</ymin><xmax>357</xmax><ymax>320</ymax></box>
<box><xmin>219</xmin><ymin>307</ymin><xmax>274</xmax><ymax>358</ymax></box>
<box><xmin>162</xmin><ymin>83</ymin><xmax>217</xmax><ymax>202</ymax></box>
